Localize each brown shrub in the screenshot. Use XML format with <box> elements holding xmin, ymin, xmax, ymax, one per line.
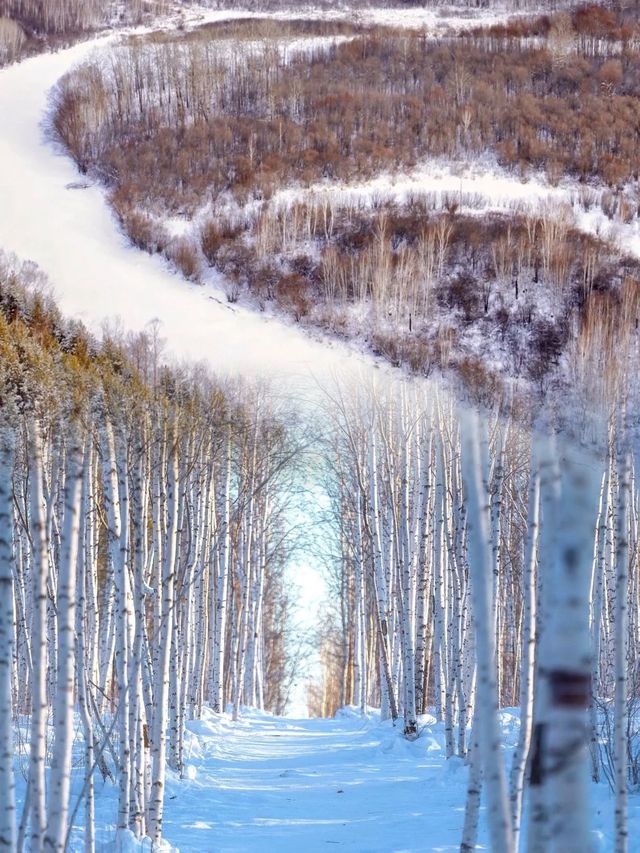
<box><xmin>166</xmin><ymin>239</ymin><xmax>200</xmax><ymax>281</ymax></box>
<box><xmin>0</xmin><ymin>17</ymin><xmax>26</xmax><ymax>64</ymax></box>
<box><xmin>275</xmin><ymin>274</ymin><xmax>311</xmax><ymax>322</ymax></box>
<box><xmin>456</xmin><ymin>357</ymin><xmax>504</xmax><ymax>408</ymax></box>
<box><xmin>439</xmin><ymin>272</ymin><xmax>481</xmax><ymax>322</ymax></box>
<box><xmin>120</xmin><ymin>209</ymin><xmax>167</xmax><ymax>254</ymax></box>
<box><xmin>200</xmin><ymin>219</ymin><xmax>243</xmax><ymax>267</ymax></box>
<box><xmin>200</xmin><ymin>220</ymin><xmax>223</xmax><ymax>266</ymax></box>
<box><xmin>370</xmin><ymin>329</ymin><xmax>402</xmax><ymax>367</ymax></box>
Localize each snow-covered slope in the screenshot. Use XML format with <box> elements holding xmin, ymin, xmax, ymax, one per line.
<box><xmin>0</xmin><ymin>6</ymin><xmax>523</xmax><ymax>392</ymax></box>
<box><xmin>0</xmin><ymin>23</ymin><xmax>379</xmax><ymax>392</ymax></box>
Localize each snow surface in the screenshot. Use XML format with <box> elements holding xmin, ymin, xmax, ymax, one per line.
<box><xmin>183</xmin><ymin>5</ymin><xmax>529</xmax><ymax>34</ymax></box>
<box><xmin>53</xmin><ymin>707</ymin><xmax>640</xmax><ymax>851</ymax></box>
<box><xmin>167</xmin><ymin>707</ymin><xmax>639</xmax><ymax>853</ymax></box>
<box><xmin>12</xmin><ymin>706</ymin><xmax>640</xmax><ymax>851</ymax></box>
<box><xmin>171</xmin><ymin>707</ymin><xmax>485</xmax><ymax>853</ymax></box>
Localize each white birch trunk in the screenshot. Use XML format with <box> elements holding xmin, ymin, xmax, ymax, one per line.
<box><xmin>460</xmin><ymin>410</ymin><xmax>513</xmax><ymax>853</ymax></box>
<box><xmin>510</xmin><ymin>468</ymin><xmax>540</xmax><ymax>850</ymax></box>
<box><xmin>149</xmin><ymin>426</ymin><xmax>178</xmax><ymax>843</ymax></box>
<box><xmin>614</xmin><ymin>447</ymin><xmax>631</xmax><ymax>853</ymax></box>
<box><xmin>76</xmin><ymin>443</ymin><xmax>95</xmax><ymax>853</ymax></box>
<box><xmin>28</xmin><ymin>420</ymin><xmax>49</xmax><ymax>852</ymax></box>
<box><xmin>45</xmin><ymin>433</ymin><xmax>84</xmax><ymax>852</ymax></box>
<box><xmin>0</xmin><ymin>430</ymin><xmax>16</xmax><ymax>851</ymax></box>
<box><xmin>531</xmin><ymin>432</ymin><xmax>601</xmax><ymax>853</ymax></box>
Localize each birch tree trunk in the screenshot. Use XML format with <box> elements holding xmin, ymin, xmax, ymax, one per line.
<box><xmin>76</xmin><ymin>442</ymin><xmax>95</xmax><ymax>853</ymax></box>
<box><xmin>460</xmin><ymin>409</ymin><xmax>513</xmax><ymax>853</ymax></box>
<box><xmin>0</xmin><ymin>429</ymin><xmax>16</xmax><ymax>851</ymax></box>
<box><xmin>211</xmin><ymin>430</ymin><xmax>232</xmax><ymax>713</ymax></box>
<box><xmin>530</xmin><ymin>433</ymin><xmax>602</xmax><ymax>853</ymax></box>
<box><xmin>149</xmin><ymin>424</ymin><xmax>178</xmax><ymax>843</ymax></box>
<box><xmin>102</xmin><ymin>421</ymin><xmax>131</xmax><ymax>835</ymax></box>
<box><xmin>460</xmin><ymin>721</ymin><xmax>481</xmax><ymax>853</ymax></box>
<box><xmin>614</xmin><ymin>446</ymin><xmax>631</xmax><ymax>853</ymax></box>
<box><xmin>45</xmin><ymin>432</ymin><xmax>84</xmax><ymax>852</ymax></box>
<box><xmin>28</xmin><ymin>420</ymin><xmax>49</xmax><ymax>853</ymax></box>
<box><xmin>510</xmin><ymin>468</ymin><xmax>540</xmax><ymax>850</ymax></box>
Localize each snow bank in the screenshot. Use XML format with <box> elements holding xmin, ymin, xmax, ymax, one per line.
<box><xmin>114</xmin><ymin>828</ymin><xmax>179</xmax><ymax>853</ymax></box>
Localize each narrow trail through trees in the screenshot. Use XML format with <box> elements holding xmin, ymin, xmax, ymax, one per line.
<box><xmin>156</xmin><ymin>708</ymin><xmax>494</xmax><ymax>853</ymax></box>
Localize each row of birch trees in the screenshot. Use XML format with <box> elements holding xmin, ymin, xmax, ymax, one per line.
<box><xmin>319</xmin><ymin>377</ymin><xmax>637</xmax><ymax>852</ymax></box>
<box><xmin>0</xmin><ymin>258</ymin><xmax>300</xmax><ymax>851</ymax></box>
<box><xmin>1</xmin><ymin>0</ymin><xmax>171</xmax><ymax>36</ymax></box>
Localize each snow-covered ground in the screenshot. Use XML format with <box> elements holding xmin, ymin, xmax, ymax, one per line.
<box><xmin>168</xmin><ymin>707</ymin><xmax>640</xmax><ymax>853</ymax></box>
<box><xmin>170</xmin><ymin>707</ymin><xmax>487</xmax><ymax>853</ymax></box>
<box><xmin>17</xmin><ymin>706</ymin><xmax>631</xmax><ymax>852</ymax></box>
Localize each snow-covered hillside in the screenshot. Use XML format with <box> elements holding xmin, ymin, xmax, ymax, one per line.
<box><xmin>0</xmin><ymin>6</ymin><xmax>521</xmax><ymax>388</ymax></box>
<box><xmin>0</xmin><ymin>28</ymin><xmax>374</xmax><ymax>389</ymax></box>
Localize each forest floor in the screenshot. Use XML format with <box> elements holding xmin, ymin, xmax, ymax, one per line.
<box><xmin>11</xmin><ymin>706</ymin><xmax>638</xmax><ymax>851</ymax></box>
<box><xmin>124</xmin><ymin>708</ymin><xmax>632</xmax><ymax>852</ymax></box>
<box><xmin>148</xmin><ymin>707</ymin><xmax>489</xmax><ymax>852</ymax></box>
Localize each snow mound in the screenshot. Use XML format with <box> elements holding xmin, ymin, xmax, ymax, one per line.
<box><xmin>113</xmin><ymin>828</ymin><xmax>179</xmax><ymax>853</ymax></box>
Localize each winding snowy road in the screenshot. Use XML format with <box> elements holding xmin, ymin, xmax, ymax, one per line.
<box><xmin>0</xmin><ymin>15</ymin><xmax>375</xmax><ymax>393</ymax></box>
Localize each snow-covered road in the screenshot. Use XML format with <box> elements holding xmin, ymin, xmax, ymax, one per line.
<box><xmin>0</xmin><ymin>20</ymin><xmax>375</xmax><ymax>392</ymax></box>
<box><xmin>150</xmin><ymin>707</ymin><xmax>628</xmax><ymax>853</ymax></box>
<box><xmin>165</xmin><ymin>709</ymin><xmax>478</xmax><ymax>853</ymax></box>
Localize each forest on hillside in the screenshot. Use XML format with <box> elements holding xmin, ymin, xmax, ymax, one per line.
<box><xmin>47</xmin><ymin>8</ymin><xmax>640</xmax><ymax>407</ymax></box>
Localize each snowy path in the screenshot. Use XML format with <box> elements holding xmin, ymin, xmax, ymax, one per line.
<box><xmin>0</xmin><ymin>19</ymin><xmax>376</xmax><ymax>392</ymax></box>
<box><xmin>162</xmin><ymin>709</ymin><xmax>477</xmax><ymax>853</ymax></box>
<box><xmin>151</xmin><ymin>708</ymin><xmax>632</xmax><ymax>853</ymax></box>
